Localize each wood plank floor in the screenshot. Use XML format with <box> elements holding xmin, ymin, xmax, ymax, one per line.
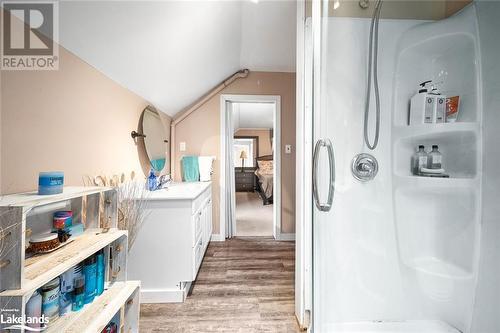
<box><xmin>140</xmin><ymin>237</ymin><xmax>301</xmax><ymax>333</ymax></box>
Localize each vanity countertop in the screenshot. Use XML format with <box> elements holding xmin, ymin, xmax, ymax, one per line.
<box><xmin>144</xmin><ymin>181</ymin><xmax>211</xmax><ymax>201</ymax></box>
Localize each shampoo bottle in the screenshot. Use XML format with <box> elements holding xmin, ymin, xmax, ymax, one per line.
<box><xmin>409</xmin><ymin>81</ymin><xmax>434</xmax><ymax>125</ymax></box>
<box><xmin>96</xmin><ymin>249</ymin><xmax>105</xmax><ymax>296</ymax></box>
<box><xmin>72</xmin><ymin>277</ymin><xmax>85</xmax><ymax>311</ymax></box>
<box><xmin>83</xmin><ymin>255</ymin><xmax>97</xmax><ymax>304</ymax></box>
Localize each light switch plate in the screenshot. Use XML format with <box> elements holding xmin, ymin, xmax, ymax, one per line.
<box><xmin>180</xmin><ymin>142</ymin><xmax>186</xmax><ymax>152</ymax></box>
<box><xmin>285</xmin><ymin>144</ymin><xmax>292</xmax><ymax>154</ymax></box>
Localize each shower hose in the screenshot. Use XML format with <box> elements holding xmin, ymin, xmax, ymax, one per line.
<box><xmin>363</xmin><ymin>0</ymin><xmax>383</xmax><ymax>150</ymax></box>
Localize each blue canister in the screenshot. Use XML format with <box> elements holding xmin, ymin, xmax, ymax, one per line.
<box><xmin>38</xmin><ymin>172</ymin><xmax>64</xmax><ymax>195</ymax></box>
<box><xmin>83</xmin><ymin>255</ymin><xmax>97</xmax><ymax>304</ymax></box>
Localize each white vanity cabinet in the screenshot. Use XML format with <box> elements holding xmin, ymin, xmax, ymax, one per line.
<box><xmin>128</xmin><ymin>182</ymin><xmax>212</xmax><ymax>303</ymax></box>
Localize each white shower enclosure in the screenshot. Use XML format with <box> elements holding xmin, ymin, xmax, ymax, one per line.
<box><xmin>309</xmin><ymin>1</ymin><xmax>500</xmax><ymax>332</ymax></box>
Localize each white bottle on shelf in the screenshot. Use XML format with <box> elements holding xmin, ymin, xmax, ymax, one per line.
<box><xmin>429</xmin><ymin>86</ymin><xmax>447</xmax><ymax>124</ymax></box>
<box><xmin>409</xmin><ymin>81</ymin><xmax>435</xmax><ymax>125</ymax></box>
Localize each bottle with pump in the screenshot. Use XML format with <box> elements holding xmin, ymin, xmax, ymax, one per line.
<box><xmin>411</xmin><ymin>145</ymin><xmax>428</xmax><ymax>175</ymax></box>
<box><xmin>147</xmin><ymin>169</ymin><xmax>157</xmax><ymax>191</ymax></box>
<box><xmin>410</xmin><ymin>81</ymin><xmax>434</xmax><ymax>125</ymax></box>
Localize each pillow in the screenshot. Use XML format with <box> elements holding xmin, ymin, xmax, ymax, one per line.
<box><xmin>257</xmin><ymin>160</ymin><xmax>273</xmax><ymax>174</ymax></box>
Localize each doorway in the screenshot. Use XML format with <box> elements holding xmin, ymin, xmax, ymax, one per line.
<box><xmin>220</xmin><ymin>95</ymin><xmax>281</xmax><ymax>239</ymax></box>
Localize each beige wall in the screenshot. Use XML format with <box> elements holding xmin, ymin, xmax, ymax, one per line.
<box><xmin>235</xmin><ymin>128</ymin><xmax>272</xmax><ymax>158</ymax></box>
<box><xmin>1</xmin><ymin>45</ymin><xmax>171</xmax><ymax>194</ymax></box>
<box><xmin>173</xmin><ymin>71</ymin><xmax>296</xmax><ymax>234</ymax></box>
<box><xmin>305</xmin><ymin>0</ymin><xmax>470</xmax><ymax>20</ymax></box>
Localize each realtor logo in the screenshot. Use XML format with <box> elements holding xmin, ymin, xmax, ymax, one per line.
<box><xmin>1</xmin><ymin>1</ymin><xmax>58</xmax><ymax>70</ymax></box>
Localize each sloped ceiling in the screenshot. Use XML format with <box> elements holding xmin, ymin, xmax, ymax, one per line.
<box><xmin>58</xmin><ymin>1</ymin><xmax>296</xmax><ymax>116</ymax></box>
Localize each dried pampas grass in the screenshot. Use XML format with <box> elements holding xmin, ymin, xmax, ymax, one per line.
<box><xmin>83</xmin><ymin>171</ymin><xmax>149</xmax><ymax>251</ymax></box>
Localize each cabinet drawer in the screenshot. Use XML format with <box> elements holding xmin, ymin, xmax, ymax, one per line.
<box><xmin>192</xmin><ymin>186</ymin><xmax>211</xmax><ymax>215</ymax></box>
<box><xmin>236</xmin><ymin>183</ymin><xmax>253</xmax><ymax>191</ymax></box>
<box><xmin>235</xmin><ymin>172</ymin><xmax>253</xmax><ymax>179</ymax></box>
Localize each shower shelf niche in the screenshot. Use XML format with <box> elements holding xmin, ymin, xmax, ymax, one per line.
<box><xmin>394</xmin><ymin>130</ymin><xmax>478</xmax><ymax>180</ymax></box>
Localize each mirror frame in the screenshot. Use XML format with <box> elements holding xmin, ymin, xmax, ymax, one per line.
<box><xmin>135</xmin><ymin>105</ymin><xmax>168</xmax><ymax>176</ymax></box>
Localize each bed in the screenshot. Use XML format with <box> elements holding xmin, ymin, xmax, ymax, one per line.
<box><xmin>254</xmin><ymin>155</ymin><xmax>273</xmax><ymax>205</ymax></box>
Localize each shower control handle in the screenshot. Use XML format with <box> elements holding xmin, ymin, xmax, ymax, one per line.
<box><xmin>313</xmin><ymin>139</ymin><xmax>335</xmax><ymax>212</ymax></box>
<box><xmin>352</xmin><ymin>153</ymin><xmax>379</xmax><ymax>182</ymax></box>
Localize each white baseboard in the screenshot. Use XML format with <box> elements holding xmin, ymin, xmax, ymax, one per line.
<box><xmin>276</xmin><ymin>233</ymin><xmax>296</xmax><ymax>241</ymax></box>
<box><xmin>211</xmin><ymin>233</ymin><xmax>225</xmax><ymax>242</ymax></box>
<box><xmin>140</xmin><ymin>286</ymin><xmax>188</xmax><ymax>303</ymax></box>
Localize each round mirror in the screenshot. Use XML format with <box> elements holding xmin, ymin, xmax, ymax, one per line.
<box><xmin>138</xmin><ymin>106</ymin><xmax>168</xmax><ymax>173</ymax></box>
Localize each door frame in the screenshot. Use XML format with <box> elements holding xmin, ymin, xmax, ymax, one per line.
<box><xmin>295</xmin><ymin>0</ymin><xmax>313</xmax><ymax>329</ymax></box>
<box><xmin>219</xmin><ymin>94</ymin><xmax>281</xmax><ymax>240</ymax></box>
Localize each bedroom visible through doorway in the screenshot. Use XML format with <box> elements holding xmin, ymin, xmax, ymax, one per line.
<box><xmin>233</xmin><ymin>102</ymin><xmax>274</xmax><ymax>236</ymax></box>
<box><xmin>220</xmin><ymin>95</ymin><xmax>281</xmax><ymax>239</ymax></box>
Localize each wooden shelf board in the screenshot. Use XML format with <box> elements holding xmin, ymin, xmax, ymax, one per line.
<box><xmin>0</xmin><ymin>186</ymin><xmax>113</xmax><ymax>208</ymax></box>
<box><xmin>0</xmin><ymin>229</ymin><xmax>127</xmax><ymax>296</ymax></box>
<box><xmin>45</xmin><ymin>280</ymin><xmax>140</xmax><ymax>333</ymax></box>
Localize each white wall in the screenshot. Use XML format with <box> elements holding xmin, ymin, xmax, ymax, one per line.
<box><xmin>471</xmin><ymin>2</ymin><xmax>500</xmax><ymax>331</ymax></box>
<box><xmin>240</xmin><ymin>0</ymin><xmax>296</xmax><ymax>72</ymax></box>
<box><xmin>58</xmin><ymin>1</ymin><xmax>243</xmax><ymax>116</ymax></box>
<box><xmin>56</xmin><ymin>1</ymin><xmax>296</xmax><ymax>117</ymax></box>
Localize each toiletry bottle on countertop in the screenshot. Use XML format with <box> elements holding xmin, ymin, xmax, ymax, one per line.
<box><xmin>147</xmin><ymin>169</ymin><xmax>157</xmax><ymax>191</ymax></box>
<box><xmin>96</xmin><ymin>249</ymin><xmax>105</xmax><ymax>296</ymax></box>
<box><xmin>410</xmin><ymin>81</ymin><xmax>434</xmax><ymax>125</ymax></box>
<box><xmin>83</xmin><ymin>255</ymin><xmax>97</xmax><ymax>304</ymax></box>
<box><xmin>411</xmin><ymin>145</ymin><xmax>428</xmax><ymax>175</ymax></box>
<box><xmin>428</xmin><ymin>145</ymin><xmax>443</xmax><ymax>169</ymax></box>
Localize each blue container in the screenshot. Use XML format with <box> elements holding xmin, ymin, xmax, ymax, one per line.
<box><xmin>38</xmin><ymin>172</ymin><xmax>64</xmax><ymax>195</ymax></box>
<box><xmin>83</xmin><ymin>255</ymin><xmax>97</xmax><ymax>304</ymax></box>
<box><xmin>72</xmin><ymin>277</ymin><xmax>85</xmax><ymax>312</ymax></box>
<box><xmin>96</xmin><ymin>250</ymin><xmax>105</xmax><ymax>296</ymax></box>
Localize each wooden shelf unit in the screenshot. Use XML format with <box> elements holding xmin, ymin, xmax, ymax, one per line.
<box><xmin>0</xmin><ymin>186</ymin><xmax>140</xmax><ymax>332</ymax></box>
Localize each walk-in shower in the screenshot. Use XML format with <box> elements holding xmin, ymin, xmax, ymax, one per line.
<box><xmin>309</xmin><ymin>0</ymin><xmax>500</xmax><ymax>332</ymax></box>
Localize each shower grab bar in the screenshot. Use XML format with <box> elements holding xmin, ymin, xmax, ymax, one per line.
<box><xmin>313</xmin><ymin>139</ymin><xmax>335</xmax><ymax>212</ymax></box>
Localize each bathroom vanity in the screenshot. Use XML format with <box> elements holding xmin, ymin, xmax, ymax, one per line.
<box><xmin>128</xmin><ymin>182</ymin><xmax>212</xmax><ymax>303</ymax></box>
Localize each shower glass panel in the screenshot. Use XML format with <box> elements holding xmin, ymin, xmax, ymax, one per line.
<box><xmin>310</xmin><ymin>1</ymin><xmax>499</xmax><ymax>332</ymax></box>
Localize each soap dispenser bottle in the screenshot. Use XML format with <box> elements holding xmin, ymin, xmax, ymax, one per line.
<box><xmin>147</xmin><ymin>169</ymin><xmax>157</xmax><ymax>191</ymax></box>
<box><xmin>409</xmin><ymin>81</ymin><xmax>434</xmax><ymax>125</ymax></box>
<box><xmin>411</xmin><ymin>145</ymin><xmax>428</xmax><ymax>175</ymax></box>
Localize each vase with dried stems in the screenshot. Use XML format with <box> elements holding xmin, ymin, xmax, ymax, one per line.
<box><xmin>83</xmin><ymin>171</ymin><xmax>149</xmax><ymax>251</ymax></box>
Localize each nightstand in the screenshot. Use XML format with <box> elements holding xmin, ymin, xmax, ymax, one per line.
<box><xmin>235</xmin><ymin>169</ymin><xmax>255</xmax><ymax>192</ymax></box>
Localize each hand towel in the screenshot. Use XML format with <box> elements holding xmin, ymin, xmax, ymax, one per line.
<box><xmin>198</xmin><ymin>156</ymin><xmax>215</xmax><ymax>182</ymax></box>
<box><xmin>182</xmin><ymin>156</ymin><xmax>200</xmax><ymax>182</ymax></box>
